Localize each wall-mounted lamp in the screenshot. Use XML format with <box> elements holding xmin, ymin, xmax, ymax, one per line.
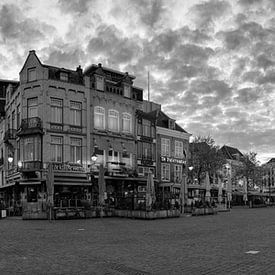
<box><xmin>91</xmin><ymin>153</ymin><xmax>98</xmax><ymax>162</ymax></box>
<box><xmin>8</xmin><ymin>155</ymin><xmax>13</xmax><ymax>163</ymax></box>
<box><xmin>188</xmin><ymin>166</ymin><xmax>194</xmax><ymax>171</ymax></box>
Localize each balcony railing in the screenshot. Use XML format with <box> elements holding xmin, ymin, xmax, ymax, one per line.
<box><xmin>18</xmin><ymin>117</ymin><xmax>43</xmax><ymax>135</ymax></box>
<box><xmin>4</xmin><ymin>129</ymin><xmax>17</xmax><ymax>142</ymax></box>
<box><xmin>18</xmin><ymin>161</ymin><xmax>43</xmax><ymax>172</ymax></box>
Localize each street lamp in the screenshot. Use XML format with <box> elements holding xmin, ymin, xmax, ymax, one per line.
<box><xmin>91</xmin><ymin>153</ymin><xmax>98</xmax><ymax>163</ymax></box>
<box><xmin>8</xmin><ymin>155</ymin><xmax>13</xmax><ymax>163</ymax></box>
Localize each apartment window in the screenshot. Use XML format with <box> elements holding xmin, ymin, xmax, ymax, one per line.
<box><xmin>70</xmin><ymin>138</ymin><xmax>82</xmax><ymax>164</ymax></box>
<box><xmin>161</xmin><ymin>138</ymin><xmax>170</xmax><ymax>156</ymax></box>
<box><xmin>108</xmin><ymin>110</ymin><xmax>119</xmax><ymax>132</ymax></box>
<box><xmin>60</xmin><ymin>72</ymin><xmax>68</xmax><ymax>82</ymax></box>
<box><xmin>27</xmin><ymin>68</ymin><xmax>36</xmax><ymax>82</ymax></box>
<box><xmin>20</xmin><ymin>136</ymin><xmax>41</xmax><ymax>161</ymax></box>
<box><xmin>143</xmin><ymin>119</ymin><xmax>151</xmax><ymax>137</ymax></box>
<box><xmin>174</xmin><ymin>165</ymin><xmax>182</xmax><ymax>182</ymax></box>
<box><xmin>122</xmin><ymin>113</ymin><xmax>131</xmax><ymax>133</ymax></box>
<box><xmin>96</xmin><ymin>76</ymin><xmax>104</xmax><ymax>91</ymax></box>
<box><xmin>50</xmin><ymin>136</ymin><xmax>63</xmax><ymax>162</ymax></box>
<box><xmin>124</xmin><ymin>84</ymin><xmax>131</xmax><ymax>98</ymax></box>
<box><xmin>94</xmin><ymin>106</ymin><xmax>105</xmax><ymax>129</ymax></box>
<box><xmin>16</xmin><ymin>105</ymin><xmax>21</xmax><ymax>129</ymax></box>
<box><xmin>122</xmin><ymin>152</ymin><xmax>132</xmax><ymax>167</ymax></box>
<box><xmin>27</xmin><ymin>97</ymin><xmax>38</xmax><ymax>118</ymax></box>
<box><xmin>94</xmin><ymin>148</ymin><xmax>104</xmax><ymax>165</ymax></box>
<box><xmin>161</xmin><ymin>163</ymin><xmax>170</xmax><ymax>181</ymax></box>
<box><xmin>51</xmin><ymin>98</ymin><xmax>63</xmax><ymax>124</ymax></box>
<box><xmin>175</xmin><ymin>141</ymin><xmax>183</xmax><ymax>158</ymax></box>
<box><xmin>143</xmin><ymin>142</ymin><xmax>152</xmax><ymax>159</ymax></box>
<box><xmin>70</xmin><ymin>101</ymin><xmax>81</xmax><ymax>126</ymax></box>
<box><xmin>108</xmin><ymin>150</ymin><xmax>119</xmax><ymax>163</ymax></box>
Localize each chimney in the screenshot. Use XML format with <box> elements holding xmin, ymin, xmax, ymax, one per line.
<box><xmin>98</xmin><ymin>63</ymin><xmax>102</xmax><ymax>68</ymax></box>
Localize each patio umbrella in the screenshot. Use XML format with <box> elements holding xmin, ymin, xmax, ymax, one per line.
<box><xmin>218</xmin><ymin>177</ymin><xmax>223</xmax><ymax>203</ymax></box>
<box><xmin>46</xmin><ymin>163</ymin><xmax>54</xmax><ymax>220</ymax></box>
<box><xmin>146</xmin><ymin>171</ymin><xmax>155</xmax><ymax>211</ymax></box>
<box><xmin>205</xmin><ymin>171</ymin><xmax>211</xmax><ymax>202</ymax></box>
<box><xmin>98</xmin><ymin>164</ymin><xmax>106</xmax><ymax>207</ymax></box>
<box><xmin>243</xmin><ymin>177</ymin><xmax>248</xmax><ymax>204</ymax></box>
<box><xmin>227</xmin><ymin>174</ymin><xmax>232</xmax><ymax>206</ymax></box>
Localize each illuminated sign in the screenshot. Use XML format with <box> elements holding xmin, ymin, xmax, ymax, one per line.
<box><xmin>161</xmin><ymin>156</ymin><xmax>186</xmax><ymax>164</ymax></box>
<box><xmin>52</xmin><ymin>163</ymin><xmax>85</xmax><ymax>172</ymax></box>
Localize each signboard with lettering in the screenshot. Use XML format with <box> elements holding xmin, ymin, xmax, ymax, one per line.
<box><xmin>52</xmin><ymin>163</ymin><xmax>85</xmax><ymax>172</ymax></box>
<box><xmin>161</xmin><ymin>156</ymin><xmax>186</xmax><ymax>164</ymax></box>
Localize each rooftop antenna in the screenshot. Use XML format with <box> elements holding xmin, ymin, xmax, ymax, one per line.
<box><xmin>147</xmin><ymin>70</ymin><xmax>150</xmax><ymax>101</ymax></box>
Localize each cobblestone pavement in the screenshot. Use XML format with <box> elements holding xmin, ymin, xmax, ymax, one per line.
<box><xmin>1</xmin><ymin>207</ymin><xmax>275</xmax><ymax>274</ymax></box>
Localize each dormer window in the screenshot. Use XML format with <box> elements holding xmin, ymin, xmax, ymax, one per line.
<box><xmin>27</xmin><ymin>68</ymin><xmax>36</xmax><ymax>82</ymax></box>
<box><xmin>96</xmin><ymin>76</ymin><xmax>104</xmax><ymax>91</ymax></box>
<box><xmin>60</xmin><ymin>72</ymin><xmax>68</xmax><ymax>82</ymax></box>
<box><xmin>169</xmin><ymin>119</ymin><xmax>175</xmax><ymax>130</ymax></box>
<box><xmin>124</xmin><ymin>84</ymin><xmax>131</xmax><ymax>98</ymax></box>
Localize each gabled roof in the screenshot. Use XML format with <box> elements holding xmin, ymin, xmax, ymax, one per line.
<box><xmin>145</xmin><ymin>109</ymin><xmax>187</xmax><ymax>133</ymax></box>
<box><xmin>220</xmin><ymin>145</ymin><xmax>243</xmax><ymax>160</ymax></box>
<box><xmin>266</xmin><ymin>158</ymin><xmax>275</xmax><ymax>164</ymax></box>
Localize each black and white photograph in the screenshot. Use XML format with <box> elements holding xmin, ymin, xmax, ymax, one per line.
<box><xmin>0</xmin><ymin>0</ymin><xmax>275</xmax><ymax>274</ymax></box>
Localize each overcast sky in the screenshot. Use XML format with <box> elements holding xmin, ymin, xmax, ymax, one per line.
<box><xmin>0</xmin><ymin>0</ymin><xmax>274</xmax><ymax>163</ymax></box>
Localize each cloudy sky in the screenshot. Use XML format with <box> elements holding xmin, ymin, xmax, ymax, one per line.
<box><xmin>0</xmin><ymin>0</ymin><xmax>275</xmax><ymax>163</ymax></box>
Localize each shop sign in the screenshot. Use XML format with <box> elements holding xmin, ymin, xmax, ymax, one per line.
<box><xmin>161</xmin><ymin>156</ymin><xmax>186</xmax><ymax>164</ymax></box>
<box><xmin>52</xmin><ymin>163</ymin><xmax>85</xmax><ymax>172</ymax></box>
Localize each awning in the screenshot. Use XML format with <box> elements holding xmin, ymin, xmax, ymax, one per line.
<box><xmin>54</xmin><ymin>182</ymin><xmax>92</xmax><ymax>186</ymax></box>
<box><xmin>159</xmin><ymin>182</ymin><xmax>181</xmax><ymax>188</ymax></box>
<box><xmin>19</xmin><ymin>181</ymin><xmax>42</xmax><ymax>185</ymax></box>
<box><xmin>0</xmin><ymin>182</ymin><xmax>16</xmax><ymax>188</ymax></box>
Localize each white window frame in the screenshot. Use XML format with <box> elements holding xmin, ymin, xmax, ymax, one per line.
<box><xmin>94</xmin><ymin>106</ymin><xmax>105</xmax><ymax>129</ymax></box>
<box><xmin>50</xmin><ymin>136</ymin><xmax>63</xmax><ymax>162</ymax></box>
<box><xmin>70</xmin><ymin>138</ymin><xmax>82</xmax><ymax>164</ymax></box>
<box><xmin>161</xmin><ymin>138</ymin><xmax>170</xmax><ymax>157</ymax></box>
<box><xmin>175</xmin><ymin>141</ymin><xmax>183</xmax><ymax>158</ymax></box>
<box><xmin>174</xmin><ymin>165</ymin><xmax>182</xmax><ymax>182</ymax></box>
<box><xmin>108</xmin><ymin>109</ymin><xmax>119</xmax><ymax>132</ymax></box>
<box><xmin>122</xmin><ymin>113</ymin><xmax>132</xmax><ymax>133</ymax></box>
<box><xmin>51</xmin><ymin>98</ymin><xmax>63</xmax><ymax>124</ymax></box>
<box><xmin>60</xmin><ymin>72</ymin><xmax>68</xmax><ymax>82</ymax></box>
<box><xmin>27</xmin><ymin>97</ymin><xmax>38</xmax><ymax>118</ymax></box>
<box><xmin>161</xmin><ymin>163</ymin><xmax>170</xmax><ymax>181</ymax></box>
<box><xmin>70</xmin><ymin>101</ymin><xmax>82</xmax><ymax>126</ymax></box>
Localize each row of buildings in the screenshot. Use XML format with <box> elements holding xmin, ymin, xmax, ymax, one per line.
<box><xmin>0</xmin><ymin>50</ymin><xmax>190</xmax><ymax>218</ymax></box>
<box><xmin>0</xmin><ymin>50</ymin><xmax>274</xmax><ymax>218</ymax></box>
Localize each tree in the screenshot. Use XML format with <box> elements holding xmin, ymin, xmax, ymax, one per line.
<box><xmin>189</xmin><ymin>136</ymin><xmax>226</xmax><ymax>185</ymax></box>
<box><xmin>235</xmin><ymin>151</ymin><xmax>262</xmax><ymax>190</ymax></box>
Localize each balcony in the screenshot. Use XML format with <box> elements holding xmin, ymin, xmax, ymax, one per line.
<box><xmin>4</xmin><ymin>129</ymin><xmax>17</xmax><ymax>143</ymax></box>
<box><xmin>18</xmin><ymin>161</ymin><xmax>43</xmax><ymax>172</ymax></box>
<box><xmin>138</xmin><ymin>155</ymin><xmax>154</xmax><ymax>166</ymax></box>
<box><xmin>17</xmin><ymin>117</ymin><xmax>43</xmax><ymax>136</ymax></box>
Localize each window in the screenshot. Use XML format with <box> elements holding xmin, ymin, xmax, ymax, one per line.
<box><xmin>124</xmin><ymin>84</ymin><xmax>131</xmax><ymax>98</ymax></box>
<box><xmin>50</xmin><ymin>136</ymin><xmax>63</xmax><ymax>162</ymax></box>
<box><xmin>96</xmin><ymin>76</ymin><xmax>104</xmax><ymax>91</ymax></box>
<box><xmin>94</xmin><ymin>148</ymin><xmax>104</xmax><ymax>165</ymax></box>
<box><xmin>174</xmin><ymin>165</ymin><xmax>182</xmax><ymax>182</ymax></box>
<box><xmin>169</xmin><ymin>119</ymin><xmax>175</xmax><ymax>130</ymax></box>
<box><xmin>175</xmin><ymin>141</ymin><xmax>183</xmax><ymax>158</ymax></box>
<box><xmin>94</xmin><ymin>106</ymin><xmax>105</xmax><ymax>129</ymax></box>
<box><xmin>161</xmin><ymin>164</ymin><xmax>170</xmax><ymax>181</ymax></box>
<box><xmin>143</xmin><ymin>142</ymin><xmax>152</xmax><ymax>159</ymax></box>
<box><xmin>70</xmin><ymin>138</ymin><xmax>82</xmax><ymax>164</ymax></box>
<box><xmin>27</xmin><ymin>187</ymin><xmax>38</xmax><ymax>202</ymax></box>
<box><xmin>143</xmin><ymin>119</ymin><xmax>151</xmax><ymax>137</ymax></box>
<box><xmin>11</xmin><ymin>111</ymin><xmax>15</xmax><ymax>129</ymax></box>
<box><xmin>161</xmin><ymin>138</ymin><xmax>170</xmax><ymax>156</ymax></box>
<box><xmin>27</xmin><ymin>68</ymin><xmax>36</xmax><ymax>82</ymax></box>
<box><xmin>122</xmin><ymin>152</ymin><xmax>132</xmax><ymax>168</ymax></box>
<box><xmin>51</xmin><ymin>98</ymin><xmax>63</xmax><ymax>124</ymax></box>
<box><xmin>108</xmin><ymin>110</ymin><xmax>119</xmax><ymax>132</ymax></box>
<box><xmin>70</xmin><ymin>101</ymin><xmax>81</xmax><ymax>126</ymax></box>
<box><xmin>20</xmin><ymin>136</ymin><xmax>41</xmax><ymax>161</ymax></box>
<box><xmin>16</xmin><ymin>105</ymin><xmax>21</xmax><ymax>129</ymax></box>
<box><xmin>60</xmin><ymin>72</ymin><xmax>68</xmax><ymax>82</ymax></box>
<box><xmin>122</xmin><ymin>113</ymin><xmax>131</xmax><ymax>133</ymax></box>
<box><xmin>27</xmin><ymin>97</ymin><xmax>38</xmax><ymax>118</ymax></box>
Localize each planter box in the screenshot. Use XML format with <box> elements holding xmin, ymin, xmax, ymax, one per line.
<box><xmin>114</xmin><ymin>209</ymin><xmax>180</xmax><ymax>219</ymax></box>
<box><xmin>192</xmin><ymin>207</ymin><xmax>217</xmax><ymax>216</ymax></box>
<box><xmin>22</xmin><ymin>211</ymin><xmax>47</xmax><ymax>220</ymax></box>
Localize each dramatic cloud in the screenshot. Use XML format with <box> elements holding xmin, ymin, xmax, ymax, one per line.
<box><xmin>0</xmin><ymin>0</ymin><xmax>275</xmax><ymax>163</ymax></box>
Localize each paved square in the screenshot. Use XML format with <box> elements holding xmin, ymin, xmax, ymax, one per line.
<box><xmin>1</xmin><ymin>208</ymin><xmax>275</xmax><ymax>274</ymax></box>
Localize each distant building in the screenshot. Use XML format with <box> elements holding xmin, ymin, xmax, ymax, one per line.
<box><xmin>261</xmin><ymin>158</ymin><xmax>275</xmax><ymax>194</ymax></box>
